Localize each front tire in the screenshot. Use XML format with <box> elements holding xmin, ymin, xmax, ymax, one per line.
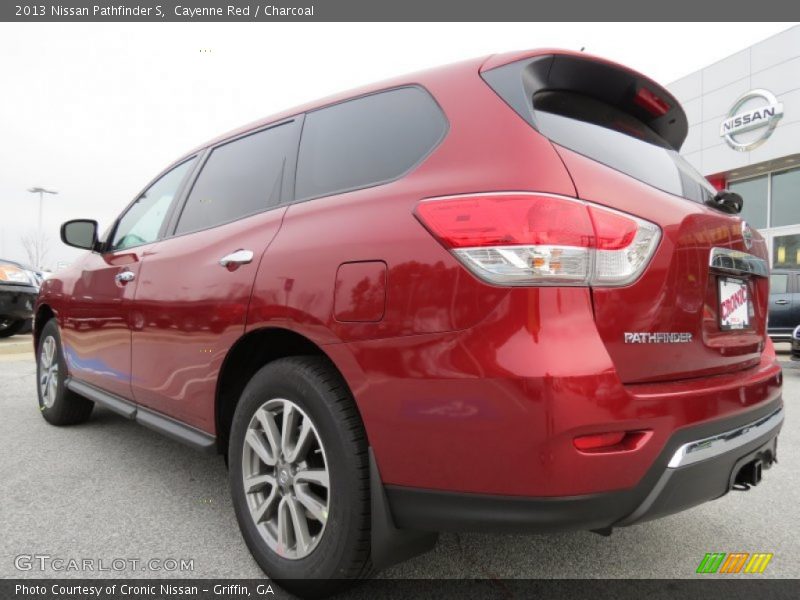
<box><xmin>36</xmin><ymin>319</ymin><xmax>94</xmax><ymax>425</ymax></box>
<box><xmin>228</xmin><ymin>356</ymin><xmax>371</xmax><ymax>598</ymax></box>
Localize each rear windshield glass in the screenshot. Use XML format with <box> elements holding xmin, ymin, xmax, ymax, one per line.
<box><xmin>532</xmin><ymin>91</ymin><xmax>715</xmax><ymax>205</ymax></box>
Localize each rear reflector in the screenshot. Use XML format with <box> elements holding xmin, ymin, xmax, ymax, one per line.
<box><xmin>573</xmin><ymin>432</ymin><xmax>626</xmax><ymax>451</ymax></box>
<box><xmin>415</xmin><ymin>193</ymin><xmax>660</xmax><ymax>287</ymax></box>
<box><xmin>574</xmin><ymin>430</ymin><xmax>652</xmax><ymax>453</ymax></box>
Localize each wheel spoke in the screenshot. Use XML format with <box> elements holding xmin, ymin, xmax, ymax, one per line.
<box><xmin>281</xmin><ymin>402</ymin><xmax>298</xmax><ymax>458</ymax></box>
<box><xmin>255</xmin><ymin>408</ymin><xmax>281</xmax><ymax>460</ymax></box>
<box><xmin>286</xmin><ymin>495</ymin><xmax>312</xmax><ymax>553</ymax></box>
<box><xmin>295</xmin><ymin>485</ymin><xmax>327</xmax><ymax>524</ymax></box>
<box><xmin>245</xmin><ymin>430</ymin><xmax>276</xmax><ymax>466</ymax></box>
<box><xmin>285</xmin><ymin>417</ymin><xmax>313</xmax><ymax>463</ymax></box>
<box><xmin>295</xmin><ymin>468</ymin><xmax>329</xmax><ymax>488</ymax></box>
<box><xmin>250</xmin><ymin>486</ymin><xmax>278</xmax><ymax>524</ymax></box>
<box><xmin>244</xmin><ymin>473</ymin><xmax>275</xmax><ymax>493</ymax></box>
<box><xmin>49</xmin><ymin>377</ymin><xmax>58</xmax><ymax>403</ymax></box>
<box><xmin>276</xmin><ymin>496</ymin><xmax>291</xmax><ymax>554</ymax></box>
<box><xmin>45</xmin><ymin>338</ymin><xmax>55</xmax><ymax>366</ymax></box>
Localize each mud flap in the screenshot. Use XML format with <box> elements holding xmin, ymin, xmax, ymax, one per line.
<box><xmin>369</xmin><ymin>449</ymin><xmax>438</xmax><ymax>570</ymax></box>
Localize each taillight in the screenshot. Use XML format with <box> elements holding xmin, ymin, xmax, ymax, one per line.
<box><xmin>415</xmin><ymin>193</ymin><xmax>660</xmax><ymax>287</ymax></box>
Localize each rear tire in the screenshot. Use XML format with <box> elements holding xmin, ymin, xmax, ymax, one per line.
<box><xmin>228</xmin><ymin>356</ymin><xmax>371</xmax><ymax>598</ymax></box>
<box><xmin>36</xmin><ymin>319</ymin><xmax>94</xmax><ymax>425</ymax></box>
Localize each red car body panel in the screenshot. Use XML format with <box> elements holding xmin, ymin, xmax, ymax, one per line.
<box><xmin>128</xmin><ymin>209</ymin><xmax>287</xmax><ymax>432</ymax></box>
<box><xmin>57</xmin><ymin>248</ymin><xmax>144</xmax><ymax>399</ymax></box>
<box><xmin>36</xmin><ymin>49</ymin><xmax>782</xmax><ymax>512</ymax></box>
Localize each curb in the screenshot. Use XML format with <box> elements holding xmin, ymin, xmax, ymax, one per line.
<box><xmin>0</xmin><ymin>335</ymin><xmax>33</xmax><ymax>355</ymax></box>
<box><xmin>0</xmin><ymin>340</ymin><xmax>33</xmax><ymax>356</ymax></box>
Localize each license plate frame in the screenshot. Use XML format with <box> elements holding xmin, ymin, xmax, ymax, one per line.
<box><xmin>718</xmin><ymin>276</ymin><xmax>750</xmax><ymax>331</ymax></box>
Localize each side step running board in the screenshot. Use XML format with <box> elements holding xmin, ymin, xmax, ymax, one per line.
<box><xmin>65</xmin><ymin>378</ymin><xmax>216</xmax><ymax>453</ymax></box>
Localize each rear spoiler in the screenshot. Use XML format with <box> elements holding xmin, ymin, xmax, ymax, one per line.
<box><xmin>480</xmin><ymin>52</ymin><xmax>688</xmax><ymax>151</ymax></box>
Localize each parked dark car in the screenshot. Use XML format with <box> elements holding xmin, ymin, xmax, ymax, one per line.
<box><xmin>768</xmin><ymin>269</ymin><xmax>800</xmax><ymax>341</ymax></box>
<box><xmin>34</xmin><ymin>50</ymin><xmax>783</xmax><ymax>597</ymax></box>
<box><xmin>790</xmin><ymin>324</ymin><xmax>800</xmax><ymax>358</ymax></box>
<box><xmin>0</xmin><ymin>259</ymin><xmax>42</xmax><ymax>337</ymax></box>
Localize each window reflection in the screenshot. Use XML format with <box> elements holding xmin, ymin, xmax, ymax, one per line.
<box><xmin>772</xmin><ymin>233</ymin><xmax>800</xmax><ymax>269</ymax></box>
<box><xmin>729</xmin><ymin>175</ymin><xmax>768</xmax><ymax>230</ymax></box>
<box><xmin>771</xmin><ymin>168</ymin><xmax>800</xmax><ymax>228</ymax></box>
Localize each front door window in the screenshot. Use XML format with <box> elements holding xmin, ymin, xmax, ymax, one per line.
<box><xmin>110</xmin><ymin>158</ymin><xmax>196</xmax><ymax>251</ymax></box>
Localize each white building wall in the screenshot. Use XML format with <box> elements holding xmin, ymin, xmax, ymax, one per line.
<box><xmin>668</xmin><ymin>25</ymin><xmax>800</xmax><ymax>176</ymax></box>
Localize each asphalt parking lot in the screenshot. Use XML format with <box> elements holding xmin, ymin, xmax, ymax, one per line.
<box><xmin>1</xmin><ymin>334</ymin><xmax>797</xmax><ymax>584</ymax></box>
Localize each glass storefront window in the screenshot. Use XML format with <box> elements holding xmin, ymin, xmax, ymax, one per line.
<box><xmin>773</xmin><ymin>233</ymin><xmax>800</xmax><ymax>269</ymax></box>
<box><xmin>729</xmin><ymin>176</ymin><xmax>768</xmax><ymax>230</ymax></box>
<box><xmin>771</xmin><ymin>167</ymin><xmax>800</xmax><ymax>228</ymax></box>
<box><xmin>770</xmin><ymin>273</ymin><xmax>789</xmax><ymax>294</ymax></box>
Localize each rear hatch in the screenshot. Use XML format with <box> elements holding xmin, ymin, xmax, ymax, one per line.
<box><xmin>482</xmin><ymin>52</ymin><xmax>770</xmax><ymax>383</ymax></box>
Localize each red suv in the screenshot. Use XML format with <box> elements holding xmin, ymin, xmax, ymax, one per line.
<box><xmin>36</xmin><ymin>50</ymin><xmax>783</xmax><ymax>595</ymax></box>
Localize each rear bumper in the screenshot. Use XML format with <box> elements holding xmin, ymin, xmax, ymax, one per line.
<box><xmin>0</xmin><ymin>283</ymin><xmax>38</xmax><ymax>320</ymax></box>
<box><xmin>769</xmin><ymin>331</ymin><xmax>792</xmax><ymax>341</ymax></box>
<box><xmin>386</xmin><ymin>399</ymin><xmax>783</xmax><ymax>533</ymax></box>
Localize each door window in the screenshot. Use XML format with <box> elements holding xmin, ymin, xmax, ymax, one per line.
<box><xmin>770</xmin><ymin>273</ymin><xmax>789</xmax><ymax>294</ymax></box>
<box><xmin>175</xmin><ymin>122</ymin><xmax>296</xmax><ymax>235</ymax></box>
<box><xmin>110</xmin><ymin>158</ymin><xmax>196</xmax><ymax>251</ymax></box>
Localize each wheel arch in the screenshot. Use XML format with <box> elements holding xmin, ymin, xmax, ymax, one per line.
<box><xmin>33</xmin><ymin>304</ymin><xmax>56</xmax><ymax>350</ymax></box>
<box><xmin>215</xmin><ymin>326</ymin><xmax>364</xmax><ymax>456</ymax></box>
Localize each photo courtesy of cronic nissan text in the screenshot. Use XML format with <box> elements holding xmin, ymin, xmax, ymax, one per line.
<box><xmin>0</xmin><ymin>3</ymin><xmax>798</xmax><ymax>600</ymax></box>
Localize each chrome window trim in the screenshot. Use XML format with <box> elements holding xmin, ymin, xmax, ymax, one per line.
<box><xmin>668</xmin><ymin>407</ymin><xmax>783</xmax><ymax>469</ymax></box>
<box><xmin>709</xmin><ymin>247</ymin><xmax>769</xmax><ymax>278</ymax></box>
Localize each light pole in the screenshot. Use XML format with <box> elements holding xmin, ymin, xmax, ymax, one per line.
<box><xmin>27</xmin><ymin>187</ymin><xmax>58</xmax><ymax>234</ymax></box>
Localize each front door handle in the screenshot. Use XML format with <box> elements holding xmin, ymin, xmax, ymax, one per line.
<box><xmin>774</xmin><ymin>299</ymin><xmax>789</xmax><ymax>305</ymax></box>
<box><xmin>219</xmin><ymin>249</ymin><xmax>254</xmax><ymax>269</ymax></box>
<box><xmin>115</xmin><ymin>270</ymin><xmax>135</xmax><ymax>284</ymax></box>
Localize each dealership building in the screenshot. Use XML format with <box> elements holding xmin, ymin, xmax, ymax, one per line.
<box><xmin>667</xmin><ymin>25</ymin><xmax>800</xmax><ymax>269</ymax></box>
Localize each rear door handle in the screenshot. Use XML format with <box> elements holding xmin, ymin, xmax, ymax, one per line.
<box><xmin>115</xmin><ymin>271</ymin><xmax>135</xmax><ymax>284</ymax></box>
<box><xmin>219</xmin><ymin>249</ymin><xmax>254</xmax><ymax>268</ymax></box>
<box><xmin>775</xmin><ymin>299</ymin><xmax>789</xmax><ymax>305</ymax></box>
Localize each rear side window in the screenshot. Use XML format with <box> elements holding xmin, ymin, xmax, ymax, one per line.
<box><xmin>770</xmin><ymin>274</ymin><xmax>789</xmax><ymax>294</ymax></box>
<box><xmin>175</xmin><ymin>122</ymin><xmax>296</xmax><ymax>235</ymax></box>
<box><xmin>532</xmin><ymin>91</ymin><xmax>716</xmax><ymax>205</ymax></box>
<box><xmin>295</xmin><ymin>86</ymin><xmax>447</xmax><ymax>201</ymax></box>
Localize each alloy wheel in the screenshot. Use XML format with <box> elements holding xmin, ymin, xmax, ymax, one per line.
<box><xmin>241</xmin><ymin>398</ymin><xmax>330</xmax><ymax>560</ymax></box>
<box><xmin>39</xmin><ymin>335</ymin><xmax>59</xmax><ymax>408</ymax></box>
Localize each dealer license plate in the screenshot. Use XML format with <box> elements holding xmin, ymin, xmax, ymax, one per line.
<box><xmin>718</xmin><ymin>277</ymin><xmax>750</xmax><ymax>330</ymax></box>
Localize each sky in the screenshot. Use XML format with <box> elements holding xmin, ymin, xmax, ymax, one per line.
<box><xmin>0</xmin><ymin>22</ymin><xmax>796</xmax><ymax>268</ymax></box>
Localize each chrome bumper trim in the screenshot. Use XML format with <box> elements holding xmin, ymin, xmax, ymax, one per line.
<box><xmin>667</xmin><ymin>407</ymin><xmax>783</xmax><ymax>468</ymax></box>
<box><xmin>709</xmin><ymin>247</ymin><xmax>769</xmax><ymax>277</ymax></box>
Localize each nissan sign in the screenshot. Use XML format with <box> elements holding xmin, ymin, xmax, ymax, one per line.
<box><xmin>720</xmin><ymin>89</ymin><xmax>784</xmax><ymax>152</ymax></box>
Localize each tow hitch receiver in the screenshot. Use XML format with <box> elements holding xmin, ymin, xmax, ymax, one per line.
<box><xmin>735</xmin><ymin>460</ymin><xmax>763</xmax><ymax>489</ymax></box>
